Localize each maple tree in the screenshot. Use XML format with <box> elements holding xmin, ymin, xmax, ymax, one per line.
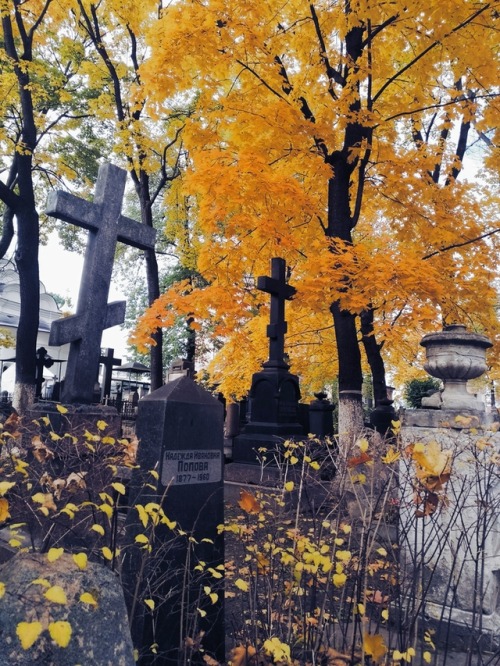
<box><xmin>133</xmin><ymin>0</ymin><xmax>500</xmax><ymax>431</ymax></box>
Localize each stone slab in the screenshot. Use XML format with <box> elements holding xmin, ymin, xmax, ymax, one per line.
<box><xmin>0</xmin><ymin>552</ymin><xmax>134</xmax><ymax>665</ymax></box>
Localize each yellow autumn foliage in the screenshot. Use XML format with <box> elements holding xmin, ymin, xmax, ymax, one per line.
<box><xmin>128</xmin><ymin>0</ymin><xmax>500</xmax><ymax>398</ymax></box>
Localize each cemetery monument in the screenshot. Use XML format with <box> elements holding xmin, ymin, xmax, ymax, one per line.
<box><xmin>46</xmin><ymin>163</ymin><xmax>156</xmax><ymax>404</ymax></box>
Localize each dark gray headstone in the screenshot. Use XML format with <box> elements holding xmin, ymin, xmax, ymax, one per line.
<box><xmin>0</xmin><ymin>552</ymin><xmax>134</xmax><ymax>665</ymax></box>
<box><xmin>122</xmin><ymin>377</ymin><xmax>224</xmax><ymax>664</ymax></box>
<box><xmin>46</xmin><ymin>163</ymin><xmax>156</xmax><ymax>404</ymax></box>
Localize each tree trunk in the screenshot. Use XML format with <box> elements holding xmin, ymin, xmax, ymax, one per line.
<box><xmin>137</xmin><ymin>174</ymin><xmax>164</xmax><ymax>391</ymax></box>
<box><xmin>13</xmin><ymin>186</ymin><xmax>40</xmax><ymax>413</ymax></box>
<box><xmin>360</xmin><ymin>307</ymin><xmax>388</xmax><ymax>406</ymax></box>
<box><xmin>145</xmin><ymin>247</ymin><xmax>164</xmax><ymax>391</ymax></box>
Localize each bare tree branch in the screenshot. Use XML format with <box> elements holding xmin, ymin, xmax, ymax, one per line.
<box><xmin>423</xmin><ymin>226</ymin><xmax>500</xmax><ymax>260</ymax></box>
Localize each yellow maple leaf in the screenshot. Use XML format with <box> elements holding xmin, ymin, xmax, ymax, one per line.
<box><xmin>411</xmin><ymin>440</ymin><xmax>451</xmax><ymax>477</ymax></box>
<box><xmin>44</xmin><ymin>585</ymin><xmax>67</xmax><ymax>604</ymax></box>
<box><xmin>144</xmin><ymin>598</ymin><xmax>155</xmax><ymax>610</ymax></box>
<box><xmin>48</xmin><ymin>620</ymin><xmax>72</xmax><ymax>648</ymax></box>
<box><xmin>234</xmin><ymin>578</ymin><xmax>249</xmax><ymax>592</ymax></box>
<box><xmin>56</xmin><ymin>404</ymin><xmax>68</xmax><ymax>414</ymax></box>
<box><xmin>16</xmin><ymin>621</ymin><xmax>43</xmax><ymax>649</ymax></box>
<box><xmin>0</xmin><ymin>581</ymin><xmax>5</xmax><ymax>599</ymax></box>
<box><xmin>363</xmin><ymin>633</ymin><xmax>387</xmax><ymax>664</ymax></box>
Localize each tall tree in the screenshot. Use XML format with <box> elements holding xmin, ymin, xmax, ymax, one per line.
<box><xmin>133</xmin><ymin>0</ymin><xmax>500</xmax><ymax>432</ymax></box>
<box><xmin>0</xmin><ymin>0</ymin><xmax>91</xmax><ymax>411</ymax></box>
<box><xmin>75</xmin><ymin>0</ymin><xmax>188</xmax><ymax>390</ymax></box>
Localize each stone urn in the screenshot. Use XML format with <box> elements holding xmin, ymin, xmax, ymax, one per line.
<box><xmin>420</xmin><ymin>324</ymin><xmax>492</xmax><ymax>410</ymax></box>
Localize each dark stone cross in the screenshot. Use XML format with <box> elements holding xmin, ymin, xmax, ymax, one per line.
<box><xmin>257</xmin><ymin>257</ymin><xmax>296</xmax><ymax>370</ymax></box>
<box><xmin>46</xmin><ymin>163</ymin><xmax>156</xmax><ymax>404</ymax></box>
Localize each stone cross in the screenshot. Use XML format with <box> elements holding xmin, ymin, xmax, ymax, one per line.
<box><xmin>99</xmin><ymin>348</ymin><xmax>121</xmax><ymax>400</ymax></box>
<box><xmin>46</xmin><ymin>163</ymin><xmax>156</xmax><ymax>404</ymax></box>
<box><xmin>257</xmin><ymin>257</ymin><xmax>296</xmax><ymax>370</ymax></box>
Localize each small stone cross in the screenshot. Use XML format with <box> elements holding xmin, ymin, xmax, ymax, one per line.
<box><xmin>46</xmin><ymin>163</ymin><xmax>156</xmax><ymax>404</ymax></box>
<box><xmin>100</xmin><ymin>348</ymin><xmax>121</xmax><ymax>400</ymax></box>
<box><xmin>257</xmin><ymin>257</ymin><xmax>296</xmax><ymax>370</ymax></box>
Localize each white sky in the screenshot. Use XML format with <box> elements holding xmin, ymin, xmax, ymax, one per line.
<box><xmin>38</xmin><ymin>232</ymin><xmax>131</xmax><ymax>360</ymax></box>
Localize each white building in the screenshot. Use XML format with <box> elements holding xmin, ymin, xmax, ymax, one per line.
<box><xmin>0</xmin><ymin>259</ymin><xmax>69</xmax><ymax>396</ymax></box>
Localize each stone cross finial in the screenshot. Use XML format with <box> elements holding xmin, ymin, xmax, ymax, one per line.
<box><xmin>46</xmin><ymin>163</ymin><xmax>156</xmax><ymax>404</ymax></box>
<box><xmin>257</xmin><ymin>257</ymin><xmax>296</xmax><ymax>370</ymax></box>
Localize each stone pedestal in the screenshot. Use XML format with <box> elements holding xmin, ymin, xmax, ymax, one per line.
<box><xmin>400</xmin><ymin>409</ymin><xmax>500</xmax><ymax>650</ymax></box>
<box><xmin>309</xmin><ymin>392</ymin><xmax>334</xmax><ymax>438</ymax></box>
<box><xmin>232</xmin><ymin>367</ymin><xmax>303</xmax><ymax>463</ymax></box>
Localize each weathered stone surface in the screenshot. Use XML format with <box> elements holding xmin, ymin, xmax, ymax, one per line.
<box><xmin>46</xmin><ymin>163</ymin><xmax>156</xmax><ymax>404</ymax></box>
<box><xmin>399</xmin><ymin>418</ymin><xmax>500</xmax><ymax>652</ymax></box>
<box><xmin>0</xmin><ymin>552</ymin><xmax>134</xmax><ymax>665</ymax></box>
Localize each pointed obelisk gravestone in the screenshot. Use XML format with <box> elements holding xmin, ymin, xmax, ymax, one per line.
<box><xmin>231</xmin><ymin>257</ymin><xmax>303</xmax><ymax>464</ymax></box>
<box><xmin>46</xmin><ymin>163</ymin><xmax>156</xmax><ymax>404</ymax></box>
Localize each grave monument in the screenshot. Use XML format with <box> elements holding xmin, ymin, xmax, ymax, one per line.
<box><xmin>400</xmin><ymin>324</ymin><xmax>500</xmax><ymax>651</ymax></box>
<box><xmin>231</xmin><ymin>257</ymin><xmax>303</xmax><ymax>464</ymax></box>
<box><xmin>46</xmin><ymin>163</ymin><xmax>156</xmax><ymax>404</ymax></box>
<box><xmin>122</xmin><ymin>377</ymin><xmax>225</xmax><ymax>664</ymax></box>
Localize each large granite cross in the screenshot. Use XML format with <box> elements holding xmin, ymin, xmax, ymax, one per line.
<box><xmin>257</xmin><ymin>257</ymin><xmax>296</xmax><ymax>370</ymax></box>
<box><xmin>46</xmin><ymin>163</ymin><xmax>156</xmax><ymax>404</ymax></box>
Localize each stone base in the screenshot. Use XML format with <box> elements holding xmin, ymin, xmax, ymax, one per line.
<box><xmin>224</xmin><ymin>461</ymin><xmax>283</xmax><ymax>486</ymax></box>
<box><xmin>399</xmin><ymin>600</ymin><xmax>500</xmax><ymax>653</ymax></box>
<box><xmin>27</xmin><ymin>401</ymin><xmax>121</xmax><ymax>439</ymax></box>
<box><xmin>401</xmin><ymin>407</ymin><xmax>498</xmax><ymax>429</ymax></box>
<box><xmin>232</xmin><ymin>432</ymin><xmax>292</xmax><ymax>463</ymax></box>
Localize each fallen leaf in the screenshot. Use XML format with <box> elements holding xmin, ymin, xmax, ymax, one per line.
<box><xmin>66</xmin><ymin>472</ymin><xmax>87</xmax><ymax>490</ymax></box>
<box><xmin>0</xmin><ymin>497</ymin><xmax>10</xmax><ymax>523</ymax></box>
<box><xmin>72</xmin><ymin>553</ymin><xmax>87</xmax><ymax>570</ymax></box>
<box><xmin>238</xmin><ymin>490</ymin><xmax>261</xmax><ymax>514</ymax></box>
<box><xmin>347</xmin><ymin>452</ymin><xmax>372</xmax><ymax>468</ymax></box>
<box><xmin>80</xmin><ymin>591</ymin><xmax>98</xmax><ymax>606</ymax></box>
<box><xmin>48</xmin><ymin>620</ymin><xmax>72</xmax><ymax>647</ymax></box>
<box><xmin>363</xmin><ymin>633</ymin><xmax>387</xmax><ymax>664</ymax></box>
<box><xmin>0</xmin><ymin>481</ymin><xmax>15</xmax><ymax>496</ymax></box>
<box><xmin>16</xmin><ymin>621</ymin><xmax>43</xmax><ymax>649</ymax></box>
<box><xmin>47</xmin><ymin>547</ymin><xmax>64</xmax><ymax>562</ymax></box>
<box><xmin>3</xmin><ymin>411</ymin><xmax>19</xmax><ymax>434</ymax></box>
<box><xmin>230</xmin><ymin>645</ymin><xmax>257</xmax><ymax>666</ymax></box>
<box><xmin>44</xmin><ymin>585</ymin><xmax>67</xmax><ymax>604</ymax></box>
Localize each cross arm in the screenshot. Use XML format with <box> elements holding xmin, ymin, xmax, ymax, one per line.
<box><xmin>257</xmin><ymin>276</ymin><xmax>296</xmax><ymax>301</ymax></box>
<box><xmin>118</xmin><ymin>215</ymin><xmax>156</xmax><ymax>251</ymax></box>
<box><xmin>45</xmin><ymin>191</ymin><xmax>101</xmax><ymax>230</ymax></box>
<box><xmin>49</xmin><ymin>301</ymin><xmax>126</xmax><ymax>346</ymax></box>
